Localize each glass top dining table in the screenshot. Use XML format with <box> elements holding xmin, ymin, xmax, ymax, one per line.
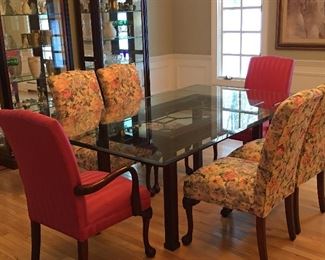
<box><xmin>70</xmin><ymin>84</ymin><xmax>287</xmax><ymax>251</ymax></box>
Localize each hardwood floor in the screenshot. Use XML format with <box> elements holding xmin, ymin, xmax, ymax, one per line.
<box><xmin>0</xmin><ymin>140</ymin><xmax>324</xmax><ymax>259</ymax></box>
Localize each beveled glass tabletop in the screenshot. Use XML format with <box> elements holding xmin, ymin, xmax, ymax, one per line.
<box><xmin>70</xmin><ymin>85</ymin><xmax>285</xmax><ymax>166</ymax></box>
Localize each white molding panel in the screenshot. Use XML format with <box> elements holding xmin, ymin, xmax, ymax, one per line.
<box><xmin>149</xmin><ymin>54</ymin><xmax>212</xmax><ymax>93</ymax></box>
<box><xmin>149</xmin><ymin>55</ymin><xmax>325</xmax><ymax>94</ymax></box>
<box><xmin>174</xmin><ymin>54</ymin><xmax>212</xmax><ymax>88</ymax></box>
<box><xmin>149</xmin><ymin>55</ymin><xmax>175</xmax><ymax>94</ymax></box>
<box><xmin>292</xmin><ymin>59</ymin><xmax>325</xmax><ymax>92</ymax></box>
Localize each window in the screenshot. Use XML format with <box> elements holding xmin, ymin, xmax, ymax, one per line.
<box><xmin>221</xmin><ymin>88</ymin><xmax>258</xmax><ymax>132</ymax></box>
<box><xmin>218</xmin><ymin>0</ymin><xmax>262</xmax><ymax>79</ymax></box>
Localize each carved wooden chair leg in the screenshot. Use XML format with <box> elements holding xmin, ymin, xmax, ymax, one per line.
<box><xmin>293</xmin><ymin>188</ymin><xmax>301</xmax><ymax>234</ymax></box>
<box><xmin>182</xmin><ymin>197</ymin><xmax>199</xmax><ymax>245</ymax></box>
<box><xmin>145</xmin><ymin>164</ymin><xmax>159</xmax><ymax>196</ymax></box>
<box><xmin>256</xmin><ymin>217</ymin><xmax>268</xmax><ymax>260</ymax></box>
<box><xmin>317</xmin><ymin>171</ymin><xmax>325</xmax><ymax>213</ymax></box>
<box><xmin>77</xmin><ymin>240</ymin><xmax>88</xmax><ymax>260</ymax></box>
<box><xmin>220</xmin><ymin>207</ymin><xmax>233</xmax><ymax>217</ymax></box>
<box><xmin>213</xmin><ymin>144</ymin><xmax>218</xmax><ymax>160</ymax></box>
<box><xmin>184</xmin><ymin>156</ymin><xmax>193</xmax><ymax>175</ymax></box>
<box><xmin>284</xmin><ymin>193</ymin><xmax>296</xmax><ymax>240</ymax></box>
<box><xmin>141</xmin><ymin>207</ymin><xmax>156</xmax><ymax>258</ymax></box>
<box><xmin>31</xmin><ymin>221</ymin><xmax>41</xmax><ymax>260</ymax></box>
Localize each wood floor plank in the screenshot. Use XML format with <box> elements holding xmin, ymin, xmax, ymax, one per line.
<box><xmin>0</xmin><ymin>141</ymin><xmax>324</xmax><ymax>259</ymax></box>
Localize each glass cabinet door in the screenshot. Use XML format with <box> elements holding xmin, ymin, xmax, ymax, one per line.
<box><xmin>0</xmin><ymin>0</ymin><xmax>73</xmax><ymax>116</ymax></box>
<box><xmin>76</xmin><ymin>0</ymin><xmax>150</xmax><ymax>96</ymax></box>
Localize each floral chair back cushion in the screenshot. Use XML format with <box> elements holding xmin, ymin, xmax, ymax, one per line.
<box><xmin>296</xmin><ymin>85</ymin><xmax>325</xmax><ymax>185</ymax></box>
<box><xmin>48</xmin><ymin>70</ymin><xmax>104</xmax><ymax>138</ymax></box>
<box><xmin>97</xmin><ymin>64</ymin><xmax>144</xmax><ymax>123</ymax></box>
<box><xmin>255</xmin><ymin>88</ymin><xmax>323</xmax><ymax>217</ymax></box>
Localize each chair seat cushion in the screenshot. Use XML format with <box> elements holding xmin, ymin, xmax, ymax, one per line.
<box><xmin>184</xmin><ymin>157</ymin><xmax>258</xmax><ymax>213</ymax></box>
<box><xmin>79</xmin><ymin>171</ymin><xmax>151</xmax><ymax>240</ymax></box>
<box><xmin>228</xmin><ymin>138</ymin><xmax>265</xmax><ymax>162</ymax></box>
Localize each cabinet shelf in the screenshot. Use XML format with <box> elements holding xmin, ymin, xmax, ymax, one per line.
<box><xmin>75</xmin><ymin>0</ymin><xmax>150</xmax><ymax>96</ymax></box>
<box><xmin>10</xmin><ymin>75</ymin><xmax>45</xmax><ymax>84</ymax></box>
<box><xmin>81</xmin><ymin>10</ymin><xmax>141</xmax><ymax>15</ymax></box>
<box><xmin>0</xmin><ymin>0</ymin><xmax>74</xmax><ymax>168</ymax></box>
<box><xmin>83</xmin><ymin>35</ymin><xmax>143</xmax><ymax>43</ymax></box>
<box><xmin>5</xmin><ymin>45</ymin><xmax>51</xmax><ymax>52</ymax></box>
<box><xmin>0</xmin><ymin>13</ymin><xmax>61</xmax><ymax>17</ymax></box>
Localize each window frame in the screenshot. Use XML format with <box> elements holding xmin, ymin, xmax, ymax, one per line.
<box><xmin>211</xmin><ymin>0</ymin><xmax>267</xmax><ymax>87</ymax></box>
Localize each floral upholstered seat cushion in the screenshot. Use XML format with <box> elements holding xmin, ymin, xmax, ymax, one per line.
<box><xmin>184</xmin><ymin>88</ymin><xmax>323</xmax><ymax>218</ymax></box>
<box><xmin>184</xmin><ymin>157</ymin><xmax>258</xmax><ymax>213</ymax></box>
<box><xmin>296</xmin><ymin>85</ymin><xmax>325</xmax><ymax>185</ymax></box>
<box><xmin>97</xmin><ymin>64</ymin><xmax>144</xmax><ymax>124</ymax></box>
<box><xmin>48</xmin><ymin>70</ymin><xmax>104</xmax><ymax>138</ymax></box>
<box><xmin>228</xmin><ymin>138</ymin><xmax>265</xmax><ymax>162</ymax></box>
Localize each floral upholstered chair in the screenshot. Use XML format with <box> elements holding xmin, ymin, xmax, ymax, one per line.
<box><xmin>96</xmin><ymin>64</ymin><xmax>160</xmax><ymax>195</ymax></box>
<box><xmin>96</xmin><ymin>64</ymin><xmax>143</xmax><ymax>124</ymax></box>
<box><xmin>229</xmin><ymin>85</ymin><xmax>325</xmax><ymax>234</ymax></box>
<box><xmin>182</xmin><ymin>88</ymin><xmax>323</xmax><ymax>260</ymax></box>
<box><xmin>48</xmin><ymin>70</ymin><xmax>133</xmax><ymax>172</ymax></box>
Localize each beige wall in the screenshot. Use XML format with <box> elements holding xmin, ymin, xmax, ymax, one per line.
<box><xmin>172</xmin><ymin>0</ymin><xmax>211</xmax><ymax>55</ymax></box>
<box><xmin>148</xmin><ymin>0</ymin><xmax>325</xmax><ymax>61</ymax></box>
<box><xmin>265</xmin><ymin>0</ymin><xmax>325</xmax><ymax>61</ymax></box>
<box><xmin>147</xmin><ymin>0</ymin><xmax>173</xmax><ymax>56</ymax></box>
<box><xmin>147</xmin><ymin>0</ymin><xmax>211</xmax><ymax>56</ymax></box>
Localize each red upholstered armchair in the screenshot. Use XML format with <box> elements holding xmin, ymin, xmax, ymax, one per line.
<box><xmin>0</xmin><ymin>110</ymin><xmax>155</xmax><ymax>259</ymax></box>
<box><xmin>213</xmin><ymin>55</ymin><xmax>294</xmax><ymax>159</ymax></box>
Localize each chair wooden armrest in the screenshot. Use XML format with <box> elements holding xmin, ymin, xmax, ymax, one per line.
<box><xmin>74</xmin><ymin>166</ymin><xmax>142</xmax><ymax>215</ymax></box>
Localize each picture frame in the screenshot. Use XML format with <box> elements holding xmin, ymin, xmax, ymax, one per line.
<box><xmin>276</xmin><ymin>0</ymin><xmax>325</xmax><ymax>50</ymax></box>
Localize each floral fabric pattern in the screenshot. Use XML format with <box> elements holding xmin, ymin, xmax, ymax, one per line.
<box><xmin>48</xmin><ymin>70</ymin><xmax>104</xmax><ymax>138</ymax></box>
<box><xmin>184</xmin><ymin>88</ymin><xmax>323</xmax><ymax>218</ymax></box>
<box><xmin>297</xmin><ymin>85</ymin><xmax>325</xmax><ymax>185</ymax></box>
<box><xmin>230</xmin><ymin>85</ymin><xmax>325</xmax><ymax>187</ymax></box>
<box><xmin>229</xmin><ymin>138</ymin><xmax>265</xmax><ymax>162</ymax></box>
<box><xmin>97</xmin><ymin>64</ymin><xmax>144</xmax><ymax>124</ymax></box>
<box><xmin>184</xmin><ymin>157</ymin><xmax>258</xmax><ymax>213</ymax></box>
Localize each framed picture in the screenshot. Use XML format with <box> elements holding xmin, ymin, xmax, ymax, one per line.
<box><xmin>276</xmin><ymin>0</ymin><xmax>325</xmax><ymax>50</ymax></box>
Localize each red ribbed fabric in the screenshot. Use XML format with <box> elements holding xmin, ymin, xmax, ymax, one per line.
<box><xmin>245</xmin><ymin>56</ymin><xmax>294</xmax><ymax>109</ymax></box>
<box><xmin>0</xmin><ymin>110</ymin><xmax>150</xmax><ymax>241</ymax></box>
<box><xmin>232</xmin><ymin>56</ymin><xmax>294</xmax><ymax>142</ymax></box>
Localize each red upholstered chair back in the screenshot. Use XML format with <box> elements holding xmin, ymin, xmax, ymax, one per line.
<box><xmin>0</xmin><ymin>110</ymin><xmax>86</xmax><ymax>237</ymax></box>
<box><xmin>245</xmin><ymin>56</ymin><xmax>294</xmax><ymax>109</ymax></box>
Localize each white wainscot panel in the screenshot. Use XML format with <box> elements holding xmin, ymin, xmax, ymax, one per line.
<box><xmin>149</xmin><ymin>55</ymin><xmax>175</xmax><ymax>94</ymax></box>
<box><xmin>292</xmin><ymin>60</ymin><xmax>325</xmax><ymax>92</ymax></box>
<box><xmin>174</xmin><ymin>54</ymin><xmax>212</xmax><ymax>89</ymax></box>
<box><xmin>149</xmin><ymin>54</ymin><xmax>212</xmax><ymax>93</ymax></box>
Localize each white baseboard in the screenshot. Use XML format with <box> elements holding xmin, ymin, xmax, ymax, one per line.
<box><xmin>149</xmin><ymin>55</ymin><xmax>325</xmax><ymax>94</ymax></box>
